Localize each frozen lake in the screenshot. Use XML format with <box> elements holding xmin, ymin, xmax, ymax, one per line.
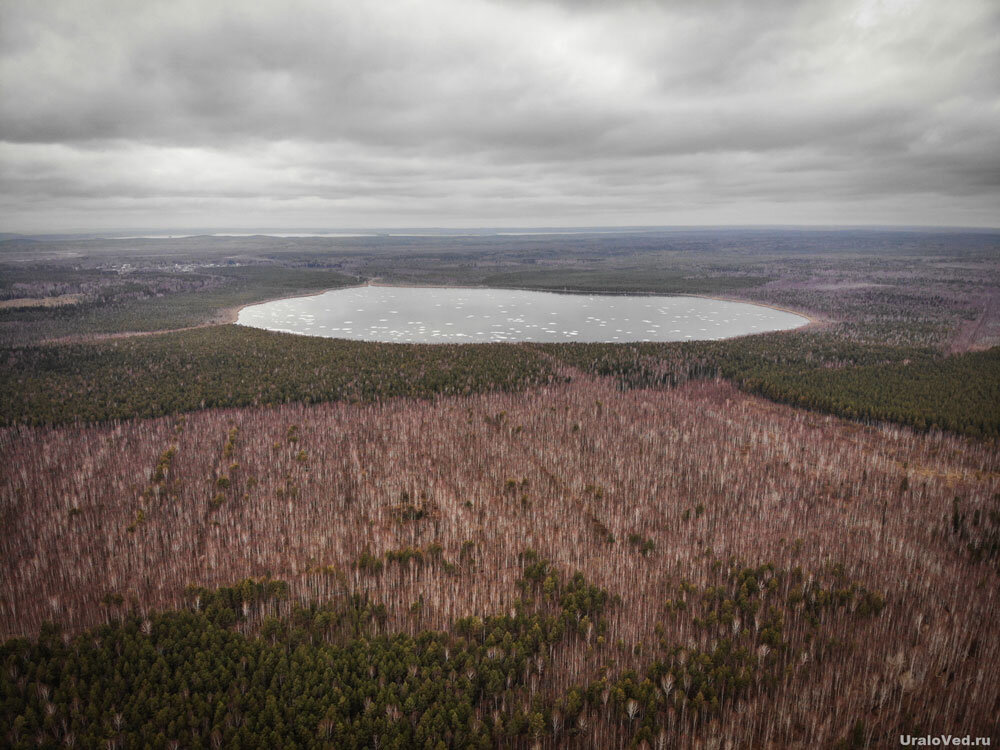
<box><xmin>237</xmin><ymin>286</ymin><xmax>809</xmax><ymax>343</ymax></box>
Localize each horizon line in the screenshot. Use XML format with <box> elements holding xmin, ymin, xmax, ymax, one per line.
<box><xmin>4</xmin><ymin>222</ymin><xmax>1000</xmax><ymax>239</ymax></box>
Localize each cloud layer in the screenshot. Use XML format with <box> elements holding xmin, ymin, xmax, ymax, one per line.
<box><xmin>2</xmin><ymin>0</ymin><xmax>998</xmax><ymax>231</ymax></box>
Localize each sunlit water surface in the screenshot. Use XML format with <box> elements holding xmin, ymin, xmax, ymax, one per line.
<box><xmin>237</xmin><ymin>286</ymin><xmax>808</xmax><ymax>343</ymax></box>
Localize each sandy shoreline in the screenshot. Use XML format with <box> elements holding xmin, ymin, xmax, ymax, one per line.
<box><xmin>692</xmin><ymin>293</ymin><xmax>825</xmax><ymax>329</ymax></box>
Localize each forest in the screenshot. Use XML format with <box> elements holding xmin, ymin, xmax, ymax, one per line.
<box><xmin>538</xmin><ymin>333</ymin><xmax>1000</xmax><ymax>438</ymax></box>
<box><xmin>0</xmin><ymin>326</ymin><xmax>557</xmax><ymax>425</ymax></box>
<box><xmin>1</xmin><ymin>229</ymin><xmax>998</xmax><ymax>748</ymax></box>
<box><xmin>3</xmin><ymin>559</ymin><xmax>612</xmax><ymax>749</ymax></box>
<box><xmin>0</xmin><ymin>264</ymin><xmax>358</xmax><ymax>347</ymax></box>
<box><xmin>2</xmin><ymin>376</ymin><xmax>997</xmax><ymax>747</ymax></box>
<box><xmin>2</xmin><ymin>325</ymin><xmax>997</xmax><ymax>437</ymax></box>
<box><xmin>1</xmin><ymin>553</ymin><xmax>888</xmax><ymax>749</ymax></box>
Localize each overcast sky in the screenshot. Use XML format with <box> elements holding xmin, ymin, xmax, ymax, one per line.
<box><xmin>1</xmin><ymin>0</ymin><xmax>998</xmax><ymax>232</ymax></box>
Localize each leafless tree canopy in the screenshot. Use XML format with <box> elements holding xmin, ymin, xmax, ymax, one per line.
<box><xmin>3</xmin><ymin>375</ymin><xmax>997</xmax><ymax>745</ymax></box>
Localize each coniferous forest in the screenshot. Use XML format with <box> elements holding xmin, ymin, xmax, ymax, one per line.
<box><xmin>2</xmin><ymin>230</ymin><xmax>998</xmax><ymax>748</ymax></box>
<box><xmin>2</xmin><ymin>326</ymin><xmax>998</xmax><ymax>436</ymax></box>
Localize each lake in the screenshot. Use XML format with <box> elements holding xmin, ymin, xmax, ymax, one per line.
<box><xmin>237</xmin><ymin>286</ymin><xmax>809</xmax><ymax>343</ymax></box>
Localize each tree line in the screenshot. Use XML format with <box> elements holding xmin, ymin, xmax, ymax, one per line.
<box><xmin>2</xmin><ymin>325</ymin><xmax>996</xmax><ymax>438</ymax></box>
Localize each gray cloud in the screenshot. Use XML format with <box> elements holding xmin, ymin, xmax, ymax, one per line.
<box><xmin>1</xmin><ymin>0</ymin><xmax>998</xmax><ymax>231</ymax></box>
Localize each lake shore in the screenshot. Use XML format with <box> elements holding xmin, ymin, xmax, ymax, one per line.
<box><xmin>39</xmin><ymin>282</ymin><xmax>817</xmax><ymax>345</ymax></box>
<box><xmin>236</xmin><ymin>283</ymin><xmax>812</xmax><ymax>343</ymax></box>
